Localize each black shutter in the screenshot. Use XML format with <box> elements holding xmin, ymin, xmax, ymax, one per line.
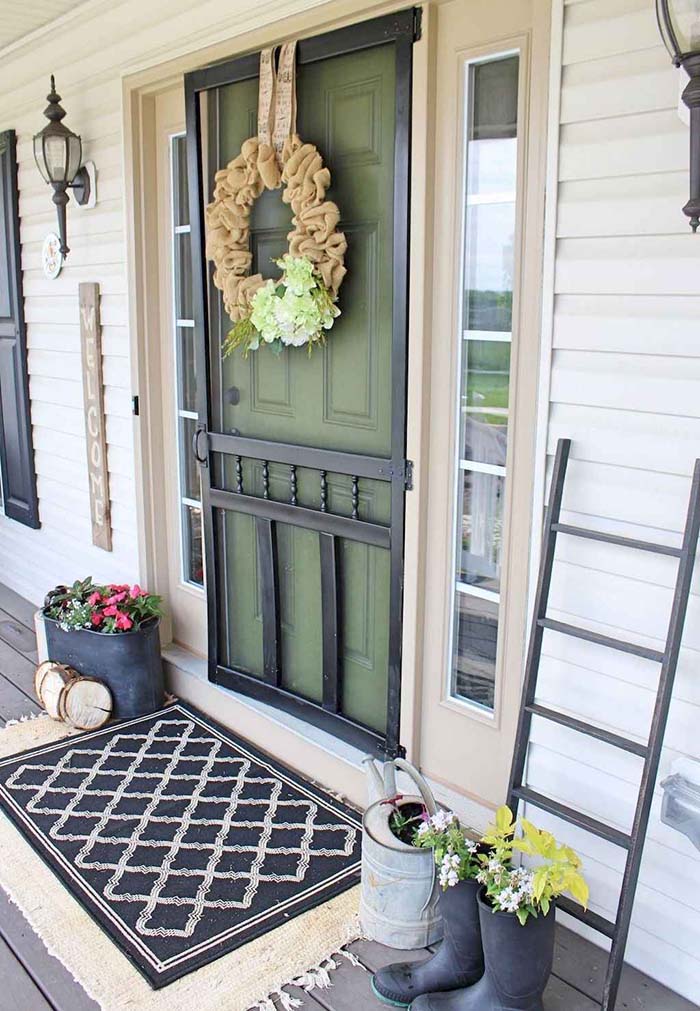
<box><xmin>0</xmin><ymin>130</ymin><xmax>39</xmax><ymax>528</ymax></box>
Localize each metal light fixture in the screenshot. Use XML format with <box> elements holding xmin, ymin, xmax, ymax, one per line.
<box><xmin>33</xmin><ymin>76</ymin><xmax>91</xmax><ymax>256</ymax></box>
<box><xmin>656</xmin><ymin>0</ymin><xmax>700</xmax><ymax>231</ymax></box>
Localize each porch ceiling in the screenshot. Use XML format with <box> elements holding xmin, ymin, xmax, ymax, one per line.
<box><xmin>0</xmin><ymin>0</ymin><xmax>90</xmax><ymax>52</ymax></box>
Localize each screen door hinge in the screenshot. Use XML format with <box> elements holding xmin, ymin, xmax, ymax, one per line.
<box><xmin>132</xmin><ymin>395</ymin><xmax>139</xmax><ymax>417</ymax></box>
<box><xmin>404</xmin><ymin>459</ymin><xmax>414</xmax><ymax>491</ymax></box>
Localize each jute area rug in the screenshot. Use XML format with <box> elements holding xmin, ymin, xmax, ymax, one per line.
<box><xmin>0</xmin><ymin>714</ymin><xmax>363</xmax><ymax>1011</ymax></box>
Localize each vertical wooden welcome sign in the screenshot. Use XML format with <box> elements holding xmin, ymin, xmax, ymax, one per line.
<box><xmin>79</xmin><ymin>282</ymin><xmax>112</xmax><ymax>551</ymax></box>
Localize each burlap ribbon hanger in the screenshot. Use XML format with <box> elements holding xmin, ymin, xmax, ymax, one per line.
<box><xmin>256</xmin><ymin>42</ymin><xmax>297</xmax><ymax>183</ymax></box>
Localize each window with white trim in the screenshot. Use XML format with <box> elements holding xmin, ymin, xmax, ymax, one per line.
<box><xmin>450</xmin><ymin>53</ymin><xmax>519</xmax><ymax>710</ymax></box>
<box><xmin>170</xmin><ymin>133</ymin><xmax>203</xmax><ymax>587</ymax></box>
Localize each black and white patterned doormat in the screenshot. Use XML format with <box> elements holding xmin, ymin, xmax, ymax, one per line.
<box><xmin>0</xmin><ymin>703</ymin><xmax>362</xmax><ymax>988</ymax></box>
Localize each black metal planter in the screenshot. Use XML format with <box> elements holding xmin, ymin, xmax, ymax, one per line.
<box><xmin>43</xmin><ymin>614</ymin><xmax>165</xmax><ymax>720</ymax></box>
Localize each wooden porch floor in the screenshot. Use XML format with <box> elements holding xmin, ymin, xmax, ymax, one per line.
<box><xmin>0</xmin><ymin>584</ymin><xmax>694</xmax><ymax>1011</ymax></box>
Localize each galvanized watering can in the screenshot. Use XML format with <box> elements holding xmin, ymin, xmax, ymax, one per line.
<box><xmin>359</xmin><ymin>756</ymin><xmax>443</xmax><ymax>949</ymax></box>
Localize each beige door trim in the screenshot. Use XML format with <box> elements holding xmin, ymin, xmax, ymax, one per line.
<box><xmin>418</xmin><ymin>0</ymin><xmax>551</xmax><ymax>806</ymax></box>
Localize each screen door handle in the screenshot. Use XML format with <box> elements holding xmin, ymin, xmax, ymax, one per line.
<box><xmin>192</xmin><ymin>426</ymin><xmax>209</xmax><ymax>467</ymax></box>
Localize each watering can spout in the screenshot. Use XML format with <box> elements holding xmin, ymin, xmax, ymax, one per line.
<box><xmin>362</xmin><ymin>756</ymin><xmax>385</xmax><ymax>805</ymax></box>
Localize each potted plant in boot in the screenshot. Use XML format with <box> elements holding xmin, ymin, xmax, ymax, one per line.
<box><xmin>43</xmin><ymin>577</ymin><xmax>165</xmax><ymax>720</ymax></box>
<box><xmin>409</xmin><ymin>806</ymin><xmax>589</xmax><ymax>1011</ymax></box>
<box><xmin>371</xmin><ymin>809</ymin><xmax>487</xmax><ymax>1008</ymax></box>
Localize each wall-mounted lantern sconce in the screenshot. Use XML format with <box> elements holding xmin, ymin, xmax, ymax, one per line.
<box><xmin>33</xmin><ymin>76</ymin><xmax>92</xmax><ymax>257</ymax></box>
<box><xmin>656</xmin><ymin>0</ymin><xmax>700</xmax><ymax>231</ymax></box>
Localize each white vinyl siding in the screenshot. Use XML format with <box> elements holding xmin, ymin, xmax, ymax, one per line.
<box><xmin>530</xmin><ymin>0</ymin><xmax>700</xmax><ymax>1003</ymax></box>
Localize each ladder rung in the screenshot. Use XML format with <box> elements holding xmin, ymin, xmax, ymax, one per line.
<box><xmin>552</xmin><ymin>522</ymin><xmax>683</xmax><ymax>558</ymax></box>
<box><xmin>512</xmin><ymin>786</ymin><xmax>632</xmax><ymax>849</ymax></box>
<box><xmin>557</xmin><ymin>895</ymin><xmax>617</xmax><ymax>939</ymax></box>
<box><xmin>538</xmin><ymin>618</ymin><xmax>665</xmax><ymax>663</ymax></box>
<box><xmin>526</xmin><ymin>703</ymin><xmax>648</xmax><ymax>758</ymax></box>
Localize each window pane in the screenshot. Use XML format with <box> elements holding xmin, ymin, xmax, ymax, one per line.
<box><xmin>175</xmin><ymin>233</ymin><xmax>193</xmax><ymax>321</ymax></box>
<box><xmin>179</xmin><ymin>417</ymin><xmax>200</xmax><ymax>501</ymax></box>
<box><xmin>461</xmin><ymin>340</ymin><xmax>510</xmax><ymax>463</ymax></box>
<box><xmin>464</xmin><ymin>57</ymin><xmax>519</xmax><ymax>333</ymax></box>
<box><xmin>471</xmin><ymin>56</ymin><xmax>518</xmax><ymax>143</ymax></box>
<box><xmin>457</xmin><ymin>469</ymin><xmax>504</xmax><ymax>594</ymax></box>
<box><xmin>451</xmin><ymin>593</ymin><xmax>498</xmax><ymax>709</ymax></box>
<box><xmin>464</xmin><ymin>201</ymin><xmax>515</xmax><ymax>332</ymax></box>
<box><xmin>177</xmin><ymin>327</ymin><xmax>197</xmax><ymax>413</ymax></box>
<box><xmin>173</xmin><ymin>135</ymin><xmax>190</xmax><ymax>227</ymax></box>
<box><xmin>450</xmin><ymin>53</ymin><xmax>519</xmax><ymax>711</ymax></box>
<box><xmin>467</xmin><ymin>136</ymin><xmax>517</xmax><ymax>198</ymax></box>
<box><xmin>183</xmin><ymin>504</ymin><xmax>204</xmax><ymax>586</ymax></box>
<box><xmin>172</xmin><ymin>133</ymin><xmax>201</xmax><ymax>589</ymax></box>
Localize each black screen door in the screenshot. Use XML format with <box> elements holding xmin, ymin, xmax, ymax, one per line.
<box><xmin>185</xmin><ymin>9</ymin><xmax>418</xmax><ymax>757</ymax></box>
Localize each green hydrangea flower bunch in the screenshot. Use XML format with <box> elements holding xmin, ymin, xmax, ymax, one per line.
<box><xmin>223</xmin><ymin>254</ymin><xmax>340</xmax><ymax>358</ymax></box>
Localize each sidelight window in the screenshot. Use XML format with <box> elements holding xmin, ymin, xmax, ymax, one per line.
<box><xmin>449</xmin><ymin>53</ymin><xmax>520</xmax><ymax>711</ymax></box>
<box><xmin>170</xmin><ymin>133</ymin><xmax>203</xmax><ymax>587</ymax></box>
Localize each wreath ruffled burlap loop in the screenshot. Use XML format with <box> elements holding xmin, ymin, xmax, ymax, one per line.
<box><xmin>205</xmin><ymin>42</ymin><xmax>347</xmax><ymax>325</ymax></box>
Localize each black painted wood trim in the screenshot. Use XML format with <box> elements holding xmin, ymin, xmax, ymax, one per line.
<box><xmin>0</xmin><ymin>131</ymin><xmax>39</xmax><ymax>529</ymax></box>
<box><xmin>210</xmin><ymin>487</ymin><xmax>391</xmax><ymax>548</ymax></box>
<box><xmin>320</xmin><ymin>533</ymin><xmax>340</xmax><ymax>712</ymax></box>
<box><xmin>256</xmin><ymin>518</ymin><xmax>281</xmax><ymax>686</ymax></box>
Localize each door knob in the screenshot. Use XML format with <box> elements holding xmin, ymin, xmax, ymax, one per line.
<box><xmin>226</xmin><ymin>385</ymin><xmax>241</xmax><ymax>405</ymax></box>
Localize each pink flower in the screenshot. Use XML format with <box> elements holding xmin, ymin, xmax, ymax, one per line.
<box><xmin>130</xmin><ymin>584</ymin><xmax>142</xmax><ymax>599</ymax></box>
<box><xmin>90</xmin><ymin>613</ymin><xmax>103</xmax><ymax>627</ymax></box>
<box><xmin>102</xmin><ymin>605</ymin><xmax>118</xmax><ymax>617</ymax></box>
<box><xmin>115</xmin><ymin>611</ymin><xmax>133</xmax><ymax>631</ymax></box>
<box><xmin>105</xmin><ymin>591</ymin><xmax>127</xmax><ymax>606</ymax></box>
<box><xmin>88</xmin><ymin>591</ymin><xmax>101</xmax><ymax>606</ymax></box>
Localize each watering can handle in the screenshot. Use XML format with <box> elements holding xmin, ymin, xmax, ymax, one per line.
<box><xmin>392</xmin><ymin>758</ymin><xmax>438</xmax><ymax>817</ymax></box>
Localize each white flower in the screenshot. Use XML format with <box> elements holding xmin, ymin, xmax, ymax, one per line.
<box><xmin>439</xmin><ymin>866</ymin><xmax>460</xmax><ymax>888</ymax></box>
<box><xmin>416</xmin><ymin>822</ymin><xmax>430</xmax><ymax>837</ymax></box>
<box><xmin>465</xmin><ymin>840</ymin><xmax>478</xmax><ymax>855</ymax></box>
<box><xmin>429</xmin><ymin>810</ymin><xmax>458</xmax><ymax>832</ymax></box>
<box><xmin>496</xmin><ymin>887</ymin><xmax>522</xmax><ymax>914</ymax></box>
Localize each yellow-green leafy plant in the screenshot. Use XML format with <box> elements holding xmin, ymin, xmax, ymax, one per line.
<box><xmin>477</xmin><ymin>806</ymin><xmax>589</xmax><ymax>926</ymax></box>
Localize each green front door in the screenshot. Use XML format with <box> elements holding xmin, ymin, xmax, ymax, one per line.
<box><xmin>186</xmin><ymin>11</ymin><xmax>417</xmax><ymax>756</ymax></box>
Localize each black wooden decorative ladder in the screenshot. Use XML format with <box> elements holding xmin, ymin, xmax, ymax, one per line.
<box><xmin>507</xmin><ymin>437</ymin><xmax>700</xmax><ymax>1011</ymax></box>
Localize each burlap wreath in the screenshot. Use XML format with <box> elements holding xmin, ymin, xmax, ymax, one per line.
<box><xmin>205</xmin><ymin>133</ymin><xmax>347</xmax><ymax>325</ymax></box>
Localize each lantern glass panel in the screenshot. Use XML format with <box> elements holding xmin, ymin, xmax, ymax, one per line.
<box><xmin>668</xmin><ymin>0</ymin><xmax>700</xmax><ymax>54</ymax></box>
<box><xmin>44</xmin><ymin>134</ymin><xmax>69</xmax><ymax>182</ymax></box>
<box><xmin>66</xmin><ymin>134</ymin><xmax>82</xmax><ymax>182</ymax></box>
<box><xmin>33</xmin><ymin>135</ymin><xmax>50</xmax><ymax>183</ymax></box>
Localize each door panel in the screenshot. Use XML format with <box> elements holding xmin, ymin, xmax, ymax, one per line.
<box><xmin>186</xmin><ymin>11</ymin><xmax>416</xmax><ymax>756</ymax></box>
<box><xmin>212</xmin><ymin>45</ymin><xmax>395</xmax><ymax>457</ymax></box>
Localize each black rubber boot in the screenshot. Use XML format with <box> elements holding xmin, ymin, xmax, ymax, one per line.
<box><xmin>371</xmin><ymin>879</ymin><xmax>484</xmax><ymax>1008</ymax></box>
<box><xmin>408</xmin><ymin>888</ymin><xmax>555</xmax><ymax>1011</ymax></box>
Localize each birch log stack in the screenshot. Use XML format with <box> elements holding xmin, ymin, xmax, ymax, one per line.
<box><xmin>58</xmin><ymin>678</ymin><xmax>113</xmax><ymax>730</ymax></box>
<box><xmin>34</xmin><ymin>661</ymin><xmax>112</xmax><ymax>730</ymax></box>
<box><xmin>36</xmin><ymin>662</ymin><xmax>79</xmax><ymax>720</ymax></box>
